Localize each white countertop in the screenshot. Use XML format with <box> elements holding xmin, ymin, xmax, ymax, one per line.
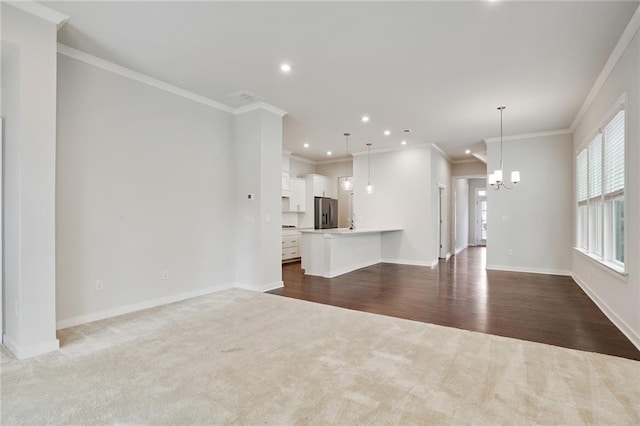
<box><xmin>299</xmin><ymin>228</ymin><xmax>401</xmax><ymax>235</ymax></box>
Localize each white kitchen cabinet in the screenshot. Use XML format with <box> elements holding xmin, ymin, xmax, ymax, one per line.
<box><xmin>288</xmin><ymin>178</ymin><xmax>306</xmax><ymax>212</ymax></box>
<box><xmin>282</xmin><ymin>229</ymin><xmax>300</xmax><ymax>262</ymax></box>
<box><xmin>282</xmin><ymin>178</ymin><xmax>306</xmax><ymax>213</ymax></box>
<box><xmin>309</xmin><ymin>174</ymin><xmax>336</xmax><ymax>198</ymax></box>
<box><xmin>281</xmin><ymin>171</ymin><xmax>291</xmax><ymax>197</ymax></box>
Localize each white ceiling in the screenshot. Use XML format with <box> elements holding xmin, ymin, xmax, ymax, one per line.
<box><xmin>46</xmin><ymin>1</ymin><xmax>639</xmax><ymax>162</ymax></box>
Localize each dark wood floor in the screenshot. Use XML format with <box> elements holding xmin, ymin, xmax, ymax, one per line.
<box><xmin>269</xmin><ymin>247</ymin><xmax>640</xmax><ymax>360</ymax></box>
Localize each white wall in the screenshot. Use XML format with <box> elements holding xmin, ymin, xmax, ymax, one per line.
<box><xmin>353</xmin><ymin>147</ymin><xmax>435</xmax><ymax>266</ymax></box>
<box><xmin>431</xmin><ymin>148</ymin><xmax>452</xmax><ymax>258</ymax></box>
<box><xmin>1</xmin><ymin>4</ymin><xmax>60</xmax><ymax>358</ymax></box>
<box><xmin>487</xmin><ymin>133</ymin><xmax>573</xmax><ymax>275</ymax></box>
<box><xmin>571</xmin><ymin>20</ymin><xmax>640</xmax><ymax>349</ymax></box>
<box><xmin>289</xmin><ymin>157</ymin><xmax>315</xmax><ymax>178</ymax></box>
<box><xmin>454</xmin><ymin>179</ymin><xmax>469</xmax><ymax>253</ymax></box>
<box><xmin>56</xmin><ymin>55</ymin><xmax>238</xmax><ymax>326</ymax></box>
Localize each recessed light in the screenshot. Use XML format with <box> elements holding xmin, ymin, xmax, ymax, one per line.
<box><xmin>384</xmin><ymin>130</ymin><xmax>391</xmax><ymax>136</ymax></box>
<box><xmin>361</xmin><ymin>116</ymin><xmax>370</xmax><ymax>123</ymax></box>
<box><xmin>327</xmin><ymin>151</ymin><xmax>332</xmax><ymax>156</ymax></box>
<box><xmin>465</xmin><ymin>149</ymin><xmax>471</xmax><ymax>154</ymax></box>
<box><xmin>280</xmin><ymin>63</ymin><xmax>291</xmax><ymax>73</ymax></box>
<box><xmin>401</xmin><ymin>140</ymin><xmax>407</xmax><ymax>145</ymax></box>
<box><xmin>303</xmin><ymin>143</ymin><xmax>309</xmax><ymax>148</ymax></box>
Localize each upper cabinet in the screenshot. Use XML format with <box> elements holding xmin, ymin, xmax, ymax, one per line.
<box><xmin>282</xmin><ymin>150</ymin><xmax>292</xmax><ymax>197</ymax></box>
<box><xmin>284</xmin><ymin>178</ymin><xmax>306</xmax><ymax>212</ymax></box>
<box><xmin>310</xmin><ymin>174</ymin><xmax>336</xmax><ymax>199</ymax></box>
<box><xmin>282</xmin><ymin>171</ymin><xmax>291</xmax><ymax>197</ymax></box>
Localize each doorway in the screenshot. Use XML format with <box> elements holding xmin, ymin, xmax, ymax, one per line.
<box><xmin>475</xmin><ymin>189</ymin><xmax>487</xmax><ymax>246</ymax></box>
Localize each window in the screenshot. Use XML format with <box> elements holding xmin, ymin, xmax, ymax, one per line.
<box><xmin>575</xmin><ymin>100</ymin><xmax>625</xmax><ymax>273</ymax></box>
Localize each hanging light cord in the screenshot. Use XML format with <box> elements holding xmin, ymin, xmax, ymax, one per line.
<box><xmin>367</xmin><ymin>144</ymin><xmax>371</xmax><ymax>185</ymax></box>
<box><xmin>345</xmin><ymin>133</ymin><xmax>350</xmax><ymax>179</ymax></box>
<box><xmin>499</xmin><ymin>106</ymin><xmax>505</xmax><ymax>172</ymax></box>
<box><xmin>492</xmin><ymin>105</ymin><xmax>518</xmax><ymax>190</ymax></box>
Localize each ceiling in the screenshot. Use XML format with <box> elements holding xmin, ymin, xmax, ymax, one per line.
<box><xmin>46</xmin><ymin>1</ymin><xmax>639</xmax><ymax>162</ymax></box>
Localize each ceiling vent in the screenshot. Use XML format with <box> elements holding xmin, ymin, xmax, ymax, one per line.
<box><xmin>400</xmin><ymin>129</ymin><xmax>412</xmax><ymax>133</ymax></box>
<box><xmin>226</xmin><ymin>90</ymin><xmax>264</xmax><ymax>106</ymax></box>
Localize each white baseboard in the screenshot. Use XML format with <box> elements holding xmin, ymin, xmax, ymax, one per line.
<box><xmin>3</xmin><ymin>335</ymin><xmax>60</xmax><ymax>360</ymax></box>
<box><xmin>455</xmin><ymin>244</ymin><xmax>468</xmax><ymax>255</ymax></box>
<box><xmin>485</xmin><ymin>264</ymin><xmax>572</xmax><ymax>276</ymax></box>
<box><xmin>56</xmin><ymin>283</ymin><xmax>235</xmax><ymax>330</ymax></box>
<box><xmin>235</xmin><ymin>281</ymin><xmax>284</xmax><ymax>292</ymax></box>
<box><xmin>381</xmin><ymin>258</ymin><xmax>433</xmax><ymax>267</ymax></box>
<box><xmin>572</xmin><ymin>273</ymin><xmax>640</xmax><ymax>351</ymax></box>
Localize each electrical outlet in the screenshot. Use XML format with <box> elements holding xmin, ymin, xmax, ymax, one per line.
<box><xmin>95</xmin><ymin>280</ymin><xmax>104</xmax><ymax>291</ymax></box>
<box><xmin>161</xmin><ymin>270</ymin><xmax>169</xmax><ymax>280</ymax></box>
<box><xmin>507</xmin><ymin>249</ymin><xmax>513</xmax><ymax>256</ymax></box>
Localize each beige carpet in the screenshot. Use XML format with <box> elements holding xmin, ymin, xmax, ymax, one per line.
<box><xmin>1</xmin><ymin>289</ymin><xmax>639</xmax><ymax>425</ymax></box>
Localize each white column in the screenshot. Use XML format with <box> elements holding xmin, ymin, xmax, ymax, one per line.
<box><xmin>234</xmin><ymin>106</ymin><xmax>286</xmax><ymax>291</ymax></box>
<box><xmin>1</xmin><ymin>3</ymin><xmax>68</xmax><ymax>358</ymax></box>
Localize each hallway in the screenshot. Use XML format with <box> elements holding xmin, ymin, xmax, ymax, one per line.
<box><xmin>270</xmin><ymin>247</ymin><xmax>640</xmax><ymax>360</ymax></box>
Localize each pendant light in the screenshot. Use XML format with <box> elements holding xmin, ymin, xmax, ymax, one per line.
<box><xmin>341</xmin><ymin>132</ymin><xmax>353</xmax><ymax>191</ymax></box>
<box><xmin>489</xmin><ymin>106</ymin><xmax>520</xmax><ymax>190</ymax></box>
<box><xmin>366</xmin><ymin>143</ymin><xmax>373</xmax><ymax>194</ymax></box>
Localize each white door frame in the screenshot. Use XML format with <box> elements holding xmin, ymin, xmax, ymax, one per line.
<box><xmin>438</xmin><ymin>184</ymin><xmax>447</xmax><ymax>259</ymax></box>
<box><xmin>1</xmin><ymin>118</ymin><xmax>3</xmax><ymax>339</ymax></box>
<box><xmin>475</xmin><ymin>188</ymin><xmax>487</xmax><ymax>246</ymax></box>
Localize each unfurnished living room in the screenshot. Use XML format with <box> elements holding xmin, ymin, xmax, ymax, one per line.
<box><xmin>1</xmin><ymin>1</ymin><xmax>639</xmax><ymax>424</ymax></box>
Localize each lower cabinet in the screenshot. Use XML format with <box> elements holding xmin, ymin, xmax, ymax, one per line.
<box><xmin>282</xmin><ymin>230</ymin><xmax>300</xmax><ymax>262</ymax></box>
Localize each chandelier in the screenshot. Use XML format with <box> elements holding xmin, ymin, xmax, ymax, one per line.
<box><xmin>489</xmin><ymin>106</ymin><xmax>520</xmax><ymax>190</ymax></box>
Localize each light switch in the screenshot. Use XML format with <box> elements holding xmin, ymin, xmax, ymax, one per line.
<box><xmin>501</xmin><ymin>215</ymin><xmax>509</xmax><ymax>223</ymax></box>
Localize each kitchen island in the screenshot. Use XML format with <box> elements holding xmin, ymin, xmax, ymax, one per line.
<box><xmin>299</xmin><ymin>228</ymin><xmax>402</xmax><ymax>278</ymax></box>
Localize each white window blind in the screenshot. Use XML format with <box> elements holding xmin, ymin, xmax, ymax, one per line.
<box><xmin>577</xmin><ymin>149</ymin><xmax>588</xmax><ymax>203</ymax></box>
<box><xmin>588</xmin><ymin>134</ymin><xmax>602</xmax><ymax>199</ymax></box>
<box><xmin>604</xmin><ymin>109</ymin><xmax>625</xmax><ymax>199</ymax></box>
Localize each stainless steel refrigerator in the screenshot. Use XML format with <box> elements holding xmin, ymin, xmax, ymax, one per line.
<box><xmin>314</xmin><ymin>197</ymin><xmax>338</xmax><ymax>229</ymax></box>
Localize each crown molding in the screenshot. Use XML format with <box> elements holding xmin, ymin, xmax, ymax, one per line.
<box><xmin>235</xmin><ymin>102</ymin><xmax>287</xmax><ymax>117</ymax></box>
<box><xmin>431</xmin><ymin>143</ymin><xmax>452</xmax><ymax>162</ymax></box>
<box><xmin>315</xmin><ymin>157</ymin><xmax>351</xmax><ymax>165</ymax></box>
<box><xmin>483</xmin><ymin>128</ymin><xmax>572</xmax><ymax>144</ymax></box>
<box><xmin>56</xmin><ymin>44</ymin><xmax>288</xmax><ymax>117</ymax></box>
<box><xmin>472</xmin><ymin>152</ymin><xmax>488</xmax><ymax>164</ymax></box>
<box><xmin>351</xmin><ymin>142</ymin><xmax>433</xmax><ymax>157</ymax></box>
<box><xmin>570</xmin><ymin>4</ymin><xmax>640</xmax><ymax>131</ymax></box>
<box><xmin>7</xmin><ymin>1</ymin><xmax>69</xmax><ymax>30</ymax></box>
<box><xmin>57</xmin><ymin>44</ymin><xmax>236</xmax><ymax>113</ymax></box>
<box><xmin>289</xmin><ymin>155</ymin><xmax>316</xmax><ymax>165</ymax></box>
<box><xmin>452</xmin><ymin>158</ymin><xmax>481</xmax><ymax>165</ymax></box>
